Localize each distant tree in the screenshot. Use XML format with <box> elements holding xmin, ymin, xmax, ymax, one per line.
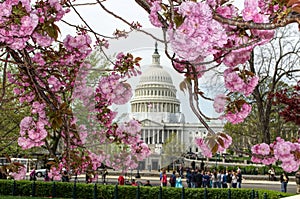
<box><xmin>161</xmin><ymin>133</ymin><xmax>186</xmax><ymax>170</ymax></box>
<box><xmin>273</xmin><ymin>81</ymin><xmax>300</xmax><ymax>126</ymax></box>
<box><xmin>224</xmin><ymin>27</ymin><xmax>300</xmax><ymax>152</ymax></box>
<box><xmin>0</xmin><ymin>63</ymin><xmax>31</xmax><ymax>156</ymax></box>
<box><xmin>247</xmin><ymin>27</ymin><xmax>300</xmax><ymax>144</ymax></box>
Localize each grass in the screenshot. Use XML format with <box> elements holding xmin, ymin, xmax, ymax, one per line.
<box><xmin>0</xmin><ymin>196</ymin><xmax>70</xmax><ymax>199</ymax></box>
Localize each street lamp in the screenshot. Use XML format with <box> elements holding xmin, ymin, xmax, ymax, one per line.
<box><xmin>215</xmin><ymin>153</ymin><xmax>220</xmax><ymax>168</ymax></box>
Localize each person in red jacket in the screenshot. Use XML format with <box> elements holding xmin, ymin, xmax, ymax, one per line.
<box><xmin>131</xmin><ymin>179</ymin><xmax>137</xmax><ymax>186</ymax></box>
<box><xmin>118</xmin><ymin>175</ymin><xmax>125</xmax><ymax>185</ymax></box>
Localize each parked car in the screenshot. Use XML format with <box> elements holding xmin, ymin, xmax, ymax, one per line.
<box><xmin>35</xmin><ymin>169</ymin><xmax>47</xmax><ymax>178</ymax></box>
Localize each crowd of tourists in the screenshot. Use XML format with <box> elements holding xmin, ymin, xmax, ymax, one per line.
<box><xmin>158</xmin><ymin>167</ymin><xmax>243</xmax><ymax>189</ymax></box>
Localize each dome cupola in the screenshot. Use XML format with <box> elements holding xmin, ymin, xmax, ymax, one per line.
<box><xmin>130</xmin><ymin>43</ymin><xmax>181</xmax><ymax>115</ymax></box>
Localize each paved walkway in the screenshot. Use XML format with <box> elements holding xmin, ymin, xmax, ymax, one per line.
<box><xmin>103</xmin><ymin>174</ymin><xmax>280</xmax><ymax>185</ymax></box>
<box><xmin>101</xmin><ymin>169</ymin><xmax>295</xmax><ymax>183</ymax></box>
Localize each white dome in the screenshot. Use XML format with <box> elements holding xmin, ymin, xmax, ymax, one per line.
<box><xmin>139</xmin><ymin>65</ymin><xmax>173</xmax><ymax>84</ymax></box>
<box><xmin>130</xmin><ymin>46</ymin><xmax>182</xmax><ymax>121</ymax></box>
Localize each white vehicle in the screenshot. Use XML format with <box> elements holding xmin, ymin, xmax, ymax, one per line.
<box><xmin>35</xmin><ymin>169</ymin><xmax>47</xmax><ymax>178</ymax></box>
<box><xmin>11</xmin><ymin>158</ymin><xmax>37</xmax><ymax>172</ymax></box>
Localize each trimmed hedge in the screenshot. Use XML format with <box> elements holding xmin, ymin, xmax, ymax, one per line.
<box><xmin>0</xmin><ymin>180</ymin><xmax>294</xmax><ymax>199</ymax></box>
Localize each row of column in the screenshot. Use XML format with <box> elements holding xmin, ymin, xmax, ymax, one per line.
<box><xmin>131</xmin><ymin>102</ymin><xmax>179</xmax><ymax>113</ymax></box>
<box><xmin>135</xmin><ymin>89</ymin><xmax>175</xmax><ymax>98</ymax></box>
<box><xmin>141</xmin><ymin>129</ymin><xmax>184</xmax><ymax>145</ymax></box>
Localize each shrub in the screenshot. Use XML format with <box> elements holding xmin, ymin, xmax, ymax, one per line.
<box><xmin>0</xmin><ymin>180</ymin><xmax>294</xmax><ymax>199</ymax></box>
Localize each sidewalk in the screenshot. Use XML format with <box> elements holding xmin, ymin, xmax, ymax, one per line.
<box><xmin>103</xmin><ymin>169</ymin><xmax>294</xmax><ymax>183</ymax></box>
<box><xmin>282</xmin><ymin>195</ymin><xmax>300</xmax><ymax>199</ymax></box>
<box><xmin>101</xmin><ymin>173</ymin><xmax>283</xmax><ymax>185</ymax></box>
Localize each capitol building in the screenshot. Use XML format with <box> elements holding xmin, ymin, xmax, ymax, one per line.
<box><xmin>120</xmin><ymin>45</ymin><xmax>224</xmax><ymax>171</ymax></box>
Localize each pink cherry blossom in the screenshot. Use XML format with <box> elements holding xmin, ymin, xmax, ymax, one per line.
<box><xmin>195</xmin><ymin>138</ymin><xmax>212</xmax><ymax>158</ymax></box>
<box><xmin>213</xmin><ymin>94</ymin><xmax>227</xmax><ymax>113</ymax></box>
<box><xmin>10</xmin><ymin>166</ymin><xmax>26</xmax><ymax>180</ymax></box>
<box><xmin>225</xmin><ymin>103</ymin><xmax>252</xmax><ymax>124</ymax></box>
<box><xmin>149</xmin><ymin>1</ymin><xmax>162</xmax><ymax>27</ymax></box>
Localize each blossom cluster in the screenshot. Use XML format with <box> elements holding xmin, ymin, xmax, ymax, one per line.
<box><xmin>10</xmin><ymin>166</ymin><xmax>27</xmax><ymax>180</ymax></box>
<box><xmin>168</xmin><ymin>1</ymin><xmax>228</xmax><ymax>63</ymax></box>
<box><xmin>212</xmin><ymin>66</ymin><xmax>258</xmax><ymax>124</ymax></box>
<box><xmin>224</xmin><ymin>68</ymin><xmax>259</xmax><ymax>97</ymax></box>
<box><xmin>92</xmin><ymin>54</ymin><xmax>151</xmax><ymax>172</ymax></box>
<box><xmin>149</xmin><ymin>0</ymin><xmax>163</xmax><ymax>28</ymax></box>
<box><xmin>225</xmin><ymin>103</ymin><xmax>252</xmax><ymax>124</ymax></box>
<box><xmin>213</xmin><ymin>95</ymin><xmax>253</xmax><ymax>124</ymax></box>
<box><xmin>18</xmin><ymin>102</ymin><xmax>49</xmax><ymax>149</ymax></box>
<box><xmin>114</xmin><ymin>53</ymin><xmax>142</xmax><ymax>77</ymax></box>
<box><xmin>195</xmin><ymin>138</ymin><xmax>213</xmax><ymax>158</ymax></box>
<box><xmin>195</xmin><ymin>133</ymin><xmax>232</xmax><ymax>158</ymax></box>
<box><xmin>0</xmin><ymin>0</ymin><xmax>68</xmax><ymax>49</ymax></box>
<box><xmin>148</xmin><ymin>0</ymin><xmax>274</xmax><ymax>126</ymax></box>
<box><xmin>251</xmin><ymin>137</ymin><xmax>300</xmax><ymax>172</ymax></box>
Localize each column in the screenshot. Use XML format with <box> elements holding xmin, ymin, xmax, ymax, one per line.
<box><xmin>149</xmin><ymin>129</ymin><xmax>152</xmax><ymax>144</ymax></box>
<box><xmin>181</xmin><ymin>129</ymin><xmax>184</xmax><ymax>151</ymax></box>
<box><xmin>147</xmin><ymin>129</ymin><xmax>150</xmax><ymax>144</ymax></box>
<box><xmin>157</xmin><ymin>130</ymin><xmax>160</xmax><ymax>143</ymax></box>
<box><xmin>152</xmin><ymin>130</ymin><xmax>156</xmax><ymax>144</ymax></box>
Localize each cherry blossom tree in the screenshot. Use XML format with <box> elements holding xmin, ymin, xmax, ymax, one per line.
<box><xmin>1</xmin><ymin>0</ymin><xmax>300</xmax><ymax>178</ymax></box>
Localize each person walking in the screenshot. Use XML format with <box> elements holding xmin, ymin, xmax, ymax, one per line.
<box><xmin>202</xmin><ymin>171</ymin><xmax>210</xmax><ymax>188</ymax></box>
<box><xmin>195</xmin><ymin>169</ymin><xmax>202</xmax><ymax>188</ymax></box>
<box><xmin>217</xmin><ymin>170</ymin><xmax>222</xmax><ymax>188</ymax></box>
<box><xmin>200</xmin><ymin>160</ymin><xmax>205</xmax><ymax>171</ymax></box>
<box><xmin>190</xmin><ymin>170</ymin><xmax>196</xmax><ymax>188</ymax></box>
<box><xmin>191</xmin><ymin>161</ymin><xmax>196</xmax><ymax>170</ymax></box>
<box><xmin>221</xmin><ymin>170</ymin><xmax>227</xmax><ymax>188</ymax></box>
<box><xmin>102</xmin><ymin>169</ymin><xmax>108</xmax><ymax>184</ymax></box>
<box><xmin>186</xmin><ymin>169</ymin><xmax>192</xmax><ymax>188</ymax></box>
<box><xmin>169</xmin><ymin>171</ymin><xmax>176</xmax><ymax>187</ymax></box>
<box><xmin>268</xmin><ymin>167</ymin><xmax>276</xmax><ymax>181</ymax></box>
<box><xmin>280</xmin><ymin>172</ymin><xmax>289</xmax><ymax>193</ymax></box>
<box><xmin>44</xmin><ymin>169</ymin><xmax>50</xmax><ymax>181</ymax></box>
<box><xmin>231</xmin><ymin>171</ymin><xmax>237</xmax><ymax>188</ymax></box>
<box><xmin>175</xmin><ymin>174</ymin><xmax>183</xmax><ymax>188</ymax></box>
<box><xmin>62</xmin><ymin>170</ymin><xmax>70</xmax><ymax>182</ymax></box>
<box><xmin>211</xmin><ymin>171</ymin><xmax>218</xmax><ymax>188</ymax></box>
<box><xmin>131</xmin><ymin>179</ymin><xmax>137</xmax><ymax>186</ymax></box>
<box><xmin>161</xmin><ymin>170</ymin><xmax>167</xmax><ymax>187</ymax></box>
<box><xmin>29</xmin><ymin>168</ymin><xmax>36</xmax><ymax>181</ymax></box>
<box><xmin>226</xmin><ymin>170</ymin><xmax>232</xmax><ymax>188</ymax></box>
<box><xmin>295</xmin><ymin>170</ymin><xmax>300</xmax><ymax>194</ymax></box>
<box><xmin>144</xmin><ymin>180</ymin><xmax>152</xmax><ymax>187</ymax></box>
<box><xmin>237</xmin><ymin>170</ymin><xmax>243</xmax><ymax>188</ymax></box>
<box><xmin>118</xmin><ymin>175</ymin><xmax>125</xmax><ymax>185</ymax></box>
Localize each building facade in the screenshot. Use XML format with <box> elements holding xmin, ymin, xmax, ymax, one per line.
<box><xmin>122</xmin><ymin>45</ymin><xmax>224</xmax><ymax>171</ymax></box>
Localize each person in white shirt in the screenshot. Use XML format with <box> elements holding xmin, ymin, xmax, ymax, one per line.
<box><xmin>231</xmin><ymin>171</ymin><xmax>237</xmax><ymax>188</ymax></box>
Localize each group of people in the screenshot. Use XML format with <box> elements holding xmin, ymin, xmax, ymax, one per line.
<box><xmin>269</xmin><ymin>168</ymin><xmax>299</xmax><ymax>193</ymax></box>
<box><xmin>162</xmin><ymin>168</ymin><xmax>243</xmax><ymax>189</ymax></box>
<box><xmin>160</xmin><ymin>170</ymin><xmax>183</xmax><ymax>188</ymax></box>
<box><xmin>117</xmin><ymin>175</ymin><xmax>152</xmax><ymax>187</ymax></box>
<box><xmin>87</xmin><ymin>169</ymin><xmax>108</xmax><ymax>184</ymax></box>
